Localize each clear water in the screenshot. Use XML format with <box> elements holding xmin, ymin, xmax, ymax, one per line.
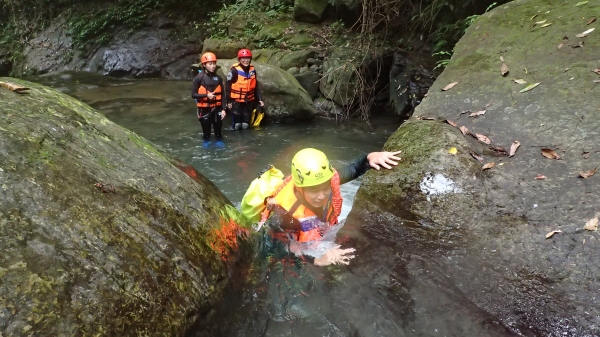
<box><xmin>33</xmin><ymin>72</ymin><xmax>515</xmax><ymax>337</ymax></box>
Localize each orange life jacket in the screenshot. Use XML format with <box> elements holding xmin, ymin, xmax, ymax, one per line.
<box><xmin>196</xmin><ymin>72</ymin><xmax>223</xmax><ymax>108</ymax></box>
<box><xmin>261</xmin><ymin>171</ymin><xmax>342</xmax><ymax>242</ymax></box>
<box><xmin>229</xmin><ymin>63</ymin><xmax>256</xmax><ymax>103</ymax></box>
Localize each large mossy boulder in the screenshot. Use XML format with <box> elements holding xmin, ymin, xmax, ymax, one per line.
<box><xmin>294</xmin><ymin>0</ymin><xmax>329</xmax><ymax>23</ymax></box>
<box><xmin>218</xmin><ymin>59</ymin><xmax>317</xmax><ymax>121</ymax></box>
<box><xmin>351</xmin><ymin>0</ymin><xmax>600</xmax><ymax>335</ymax></box>
<box><xmin>0</xmin><ymin>78</ymin><xmax>253</xmax><ymax>336</ymax></box>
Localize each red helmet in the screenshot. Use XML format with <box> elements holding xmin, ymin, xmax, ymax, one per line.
<box><xmin>237</xmin><ymin>49</ymin><xmax>252</xmax><ymax>59</ymax></box>
<box><xmin>201</xmin><ymin>52</ymin><xmax>217</xmax><ymax>64</ymax></box>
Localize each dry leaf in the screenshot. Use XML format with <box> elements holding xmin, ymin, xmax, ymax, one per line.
<box><xmin>499</xmin><ymin>56</ymin><xmax>505</xmax><ymax>62</ymax></box>
<box><xmin>448</xmin><ymin>147</ymin><xmax>458</xmax><ymax>155</ymax></box>
<box><xmin>578</xmin><ymin>168</ymin><xmax>596</xmax><ymax>178</ymax></box>
<box><xmin>489</xmin><ymin>145</ymin><xmax>508</xmax><ymax>156</ymax></box>
<box><xmin>501</xmin><ymin>62</ymin><xmax>509</xmax><ymax>76</ymax></box>
<box><xmin>535</xmin><ymin>174</ymin><xmax>547</xmax><ymax>180</ymax></box>
<box><xmin>520</xmin><ymin>82</ymin><xmax>540</xmax><ymax>93</ymax></box>
<box><xmin>469</xmin><ymin>110</ymin><xmax>486</xmax><ymax>117</ymax></box>
<box><xmin>575</xmin><ymin>1</ymin><xmax>587</xmax><ymax>6</ymax></box>
<box><xmin>530</xmin><ymin>14</ymin><xmax>538</xmax><ymax>20</ymax></box>
<box><xmin>545</xmin><ymin>230</ymin><xmax>562</xmax><ymax>239</ymax></box>
<box><xmin>459</xmin><ymin>126</ymin><xmax>470</xmax><ymax>136</ymax></box>
<box><xmin>584</xmin><ymin>217</ymin><xmax>598</xmax><ymax>231</ymax></box>
<box><xmin>459</xmin><ymin>110</ymin><xmax>471</xmax><ymax>114</ymax></box>
<box><xmin>593</xmin><ymin>69</ymin><xmax>600</xmax><ymax>75</ymax></box>
<box><xmin>535</xmin><ymin>20</ymin><xmax>547</xmax><ymax>24</ymax></box>
<box><xmin>576</xmin><ymin>28</ymin><xmax>595</xmax><ymax>38</ymax></box>
<box><xmin>540</xmin><ymin>23</ymin><xmax>552</xmax><ymax>28</ymax></box>
<box><xmin>583</xmin><ymin>151</ymin><xmax>590</xmax><ymax>159</ymax></box>
<box><xmin>541</xmin><ymin>148</ymin><xmax>561</xmax><ymax>159</ymax></box>
<box><xmin>572</xmin><ymin>41</ymin><xmax>584</xmax><ymax>48</ymax></box>
<box><xmin>482</xmin><ymin>162</ymin><xmax>495</xmax><ymax>170</ymax></box>
<box><xmin>442</xmin><ymin>81</ymin><xmax>459</xmax><ymax>91</ymax></box>
<box><xmin>513</xmin><ymin>79</ymin><xmax>527</xmax><ymax>84</ymax></box>
<box><xmin>558</xmin><ymin>36</ymin><xmax>569</xmax><ymax>49</ymax></box>
<box><xmin>446</xmin><ymin>120</ymin><xmax>457</xmax><ymax>127</ymax></box>
<box><xmin>0</xmin><ymin>81</ymin><xmax>30</xmax><ymax>93</ymax></box>
<box><xmin>475</xmin><ymin>133</ymin><xmax>491</xmax><ymax>145</ymax></box>
<box><xmin>509</xmin><ymin>140</ymin><xmax>521</xmax><ymax>157</ymax></box>
<box><xmin>470</xmin><ymin>151</ymin><xmax>484</xmax><ymax>163</ymax></box>
<box><xmin>587</xmin><ymin>17</ymin><xmax>596</xmax><ymax>25</ymax></box>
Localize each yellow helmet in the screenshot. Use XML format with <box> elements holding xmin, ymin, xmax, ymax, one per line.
<box><xmin>291</xmin><ymin>148</ymin><xmax>334</xmax><ymax>187</ymax></box>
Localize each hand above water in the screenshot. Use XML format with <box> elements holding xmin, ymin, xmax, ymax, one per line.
<box><xmin>314</xmin><ymin>246</ymin><xmax>356</xmax><ymax>266</ymax></box>
<box><xmin>367</xmin><ymin>150</ymin><xmax>402</xmax><ymax>170</ymax></box>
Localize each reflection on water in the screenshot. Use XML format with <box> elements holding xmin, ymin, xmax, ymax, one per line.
<box><xmin>32</xmin><ymin>72</ymin><xmax>515</xmax><ymax>337</ymax></box>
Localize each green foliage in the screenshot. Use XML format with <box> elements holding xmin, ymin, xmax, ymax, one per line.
<box><xmin>205</xmin><ymin>0</ymin><xmax>293</xmax><ymax>47</ymax></box>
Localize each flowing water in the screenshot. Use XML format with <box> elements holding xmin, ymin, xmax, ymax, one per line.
<box><xmin>33</xmin><ymin>72</ymin><xmax>516</xmax><ymax>337</ymax></box>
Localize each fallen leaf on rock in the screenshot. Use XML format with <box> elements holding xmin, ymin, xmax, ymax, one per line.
<box><xmin>540</xmin><ymin>23</ymin><xmax>552</xmax><ymax>28</ymax></box>
<box><xmin>459</xmin><ymin>110</ymin><xmax>471</xmax><ymax>114</ymax></box>
<box><xmin>448</xmin><ymin>147</ymin><xmax>458</xmax><ymax>155</ymax></box>
<box><xmin>482</xmin><ymin>162</ymin><xmax>495</xmax><ymax>170</ymax></box>
<box><xmin>470</xmin><ymin>151</ymin><xmax>484</xmax><ymax>163</ymax></box>
<box><xmin>541</xmin><ymin>148</ymin><xmax>561</xmax><ymax>159</ymax></box>
<box><xmin>442</xmin><ymin>82</ymin><xmax>458</xmax><ymax>91</ymax></box>
<box><xmin>500</xmin><ymin>56</ymin><xmax>505</xmax><ymax>62</ymax></box>
<box><xmin>584</xmin><ymin>217</ymin><xmax>598</xmax><ymax>231</ymax></box>
<box><xmin>459</xmin><ymin>126</ymin><xmax>470</xmax><ymax>135</ymax></box>
<box><xmin>501</xmin><ymin>62</ymin><xmax>509</xmax><ymax>76</ymax></box>
<box><xmin>469</xmin><ymin>110</ymin><xmax>486</xmax><ymax>117</ymax></box>
<box><xmin>545</xmin><ymin>230</ymin><xmax>562</xmax><ymax>239</ymax></box>
<box><xmin>514</xmin><ymin>78</ymin><xmax>527</xmax><ymax>84</ymax></box>
<box><xmin>575</xmin><ymin>1</ymin><xmax>588</xmax><ymax>6</ymax></box>
<box><xmin>593</xmin><ymin>69</ymin><xmax>600</xmax><ymax>75</ymax></box>
<box><xmin>578</xmin><ymin>168</ymin><xmax>596</xmax><ymax>178</ymax></box>
<box><xmin>0</xmin><ymin>81</ymin><xmax>30</xmax><ymax>93</ymax></box>
<box><xmin>576</xmin><ymin>28</ymin><xmax>595</xmax><ymax>38</ymax></box>
<box><xmin>587</xmin><ymin>17</ymin><xmax>596</xmax><ymax>25</ymax></box>
<box><xmin>520</xmin><ymin>82</ymin><xmax>540</xmax><ymax>93</ymax></box>
<box><xmin>583</xmin><ymin>151</ymin><xmax>590</xmax><ymax>159</ymax></box>
<box><xmin>509</xmin><ymin>141</ymin><xmax>521</xmax><ymax>157</ymax></box>
<box><xmin>530</xmin><ymin>14</ymin><xmax>538</xmax><ymax>20</ymax></box>
<box><xmin>572</xmin><ymin>41</ymin><xmax>584</xmax><ymax>48</ymax></box>
<box><xmin>489</xmin><ymin>145</ymin><xmax>509</xmax><ymax>156</ymax></box>
<box><xmin>594</xmin><ymin>80</ymin><xmax>600</xmax><ymax>83</ymax></box>
<box><xmin>535</xmin><ymin>174</ymin><xmax>547</xmax><ymax>180</ymax></box>
<box><xmin>558</xmin><ymin>36</ymin><xmax>569</xmax><ymax>49</ymax></box>
<box><xmin>446</xmin><ymin>119</ymin><xmax>457</xmax><ymax>127</ymax></box>
<box><xmin>475</xmin><ymin>133</ymin><xmax>491</xmax><ymax>145</ymax></box>
<box><xmin>536</xmin><ymin>19</ymin><xmax>547</xmax><ymax>24</ymax></box>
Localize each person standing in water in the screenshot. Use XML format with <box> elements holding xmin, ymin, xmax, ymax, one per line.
<box><xmin>192</xmin><ymin>52</ymin><xmax>227</xmax><ymax>148</ymax></box>
<box><xmin>226</xmin><ymin>48</ymin><xmax>265</xmax><ymax>131</ymax></box>
<box><xmin>247</xmin><ymin>148</ymin><xmax>402</xmax><ymax>266</ymax></box>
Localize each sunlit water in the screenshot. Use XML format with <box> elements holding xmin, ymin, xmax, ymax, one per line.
<box><xmin>33</xmin><ymin>72</ymin><xmax>515</xmax><ymax>337</ymax></box>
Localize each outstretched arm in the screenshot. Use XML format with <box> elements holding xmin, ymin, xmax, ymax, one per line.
<box><xmin>366</xmin><ymin>150</ymin><xmax>402</xmax><ymax>170</ymax></box>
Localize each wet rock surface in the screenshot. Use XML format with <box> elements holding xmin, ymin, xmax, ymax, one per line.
<box><xmin>352</xmin><ymin>0</ymin><xmax>600</xmax><ymax>335</ymax></box>
<box><xmin>22</xmin><ymin>16</ymin><xmax>200</xmax><ymax>79</ymax></box>
<box><xmin>0</xmin><ymin>78</ymin><xmax>252</xmax><ymax>336</ymax></box>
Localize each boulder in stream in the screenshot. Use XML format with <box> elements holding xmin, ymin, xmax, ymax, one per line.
<box><xmin>352</xmin><ymin>0</ymin><xmax>600</xmax><ymax>335</ymax></box>
<box><xmin>0</xmin><ymin>78</ymin><xmax>253</xmax><ymax>336</ymax></box>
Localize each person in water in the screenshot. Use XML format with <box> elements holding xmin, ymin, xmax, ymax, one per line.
<box><xmin>225</xmin><ymin>48</ymin><xmax>264</xmax><ymax>131</ymax></box>
<box><xmin>191</xmin><ymin>52</ymin><xmax>227</xmax><ymax>147</ymax></box>
<box><xmin>259</xmin><ymin>148</ymin><xmax>402</xmax><ymax>266</ymax></box>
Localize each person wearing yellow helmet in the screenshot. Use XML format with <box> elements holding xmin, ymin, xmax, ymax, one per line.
<box><xmin>260</xmin><ymin>148</ymin><xmax>402</xmax><ymax>266</ymax></box>
<box><xmin>192</xmin><ymin>52</ymin><xmax>227</xmax><ymax>148</ymax></box>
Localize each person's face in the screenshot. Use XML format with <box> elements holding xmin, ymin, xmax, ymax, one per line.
<box><xmin>299</xmin><ymin>181</ymin><xmax>332</xmax><ymax>208</ymax></box>
<box><xmin>204</xmin><ymin>61</ymin><xmax>217</xmax><ymax>72</ymax></box>
<box><xmin>239</xmin><ymin>57</ymin><xmax>251</xmax><ymax>67</ymax></box>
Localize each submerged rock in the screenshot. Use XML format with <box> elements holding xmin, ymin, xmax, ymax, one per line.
<box><xmin>353</xmin><ymin>0</ymin><xmax>600</xmax><ymax>335</ymax></box>
<box><xmin>0</xmin><ymin>78</ymin><xmax>253</xmax><ymax>336</ymax></box>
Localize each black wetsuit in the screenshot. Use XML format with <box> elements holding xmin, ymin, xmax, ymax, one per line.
<box><xmin>225</xmin><ymin>64</ymin><xmax>263</xmax><ymax>128</ymax></box>
<box><xmin>191</xmin><ymin>71</ymin><xmax>227</xmax><ymax>140</ymax></box>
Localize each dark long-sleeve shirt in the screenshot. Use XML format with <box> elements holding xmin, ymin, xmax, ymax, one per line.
<box><xmin>336</xmin><ymin>155</ymin><xmax>370</xmax><ymax>184</ymax></box>
<box><xmin>191</xmin><ymin>71</ymin><xmax>227</xmax><ymax>107</ymax></box>
<box><xmin>225</xmin><ymin>64</ymin><xmax>263</xmax><ymax>102</ymax></box>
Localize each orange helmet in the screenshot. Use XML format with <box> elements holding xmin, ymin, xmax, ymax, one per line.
<box><xmin>201</xmin><ymin>52</ymin><xmax>217</xmax><ymax>64</ymax></box>
<box><xmin>237</xmin><ymin>49</ymin><xmax>252</xmax><ymax>59</ymax></box>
